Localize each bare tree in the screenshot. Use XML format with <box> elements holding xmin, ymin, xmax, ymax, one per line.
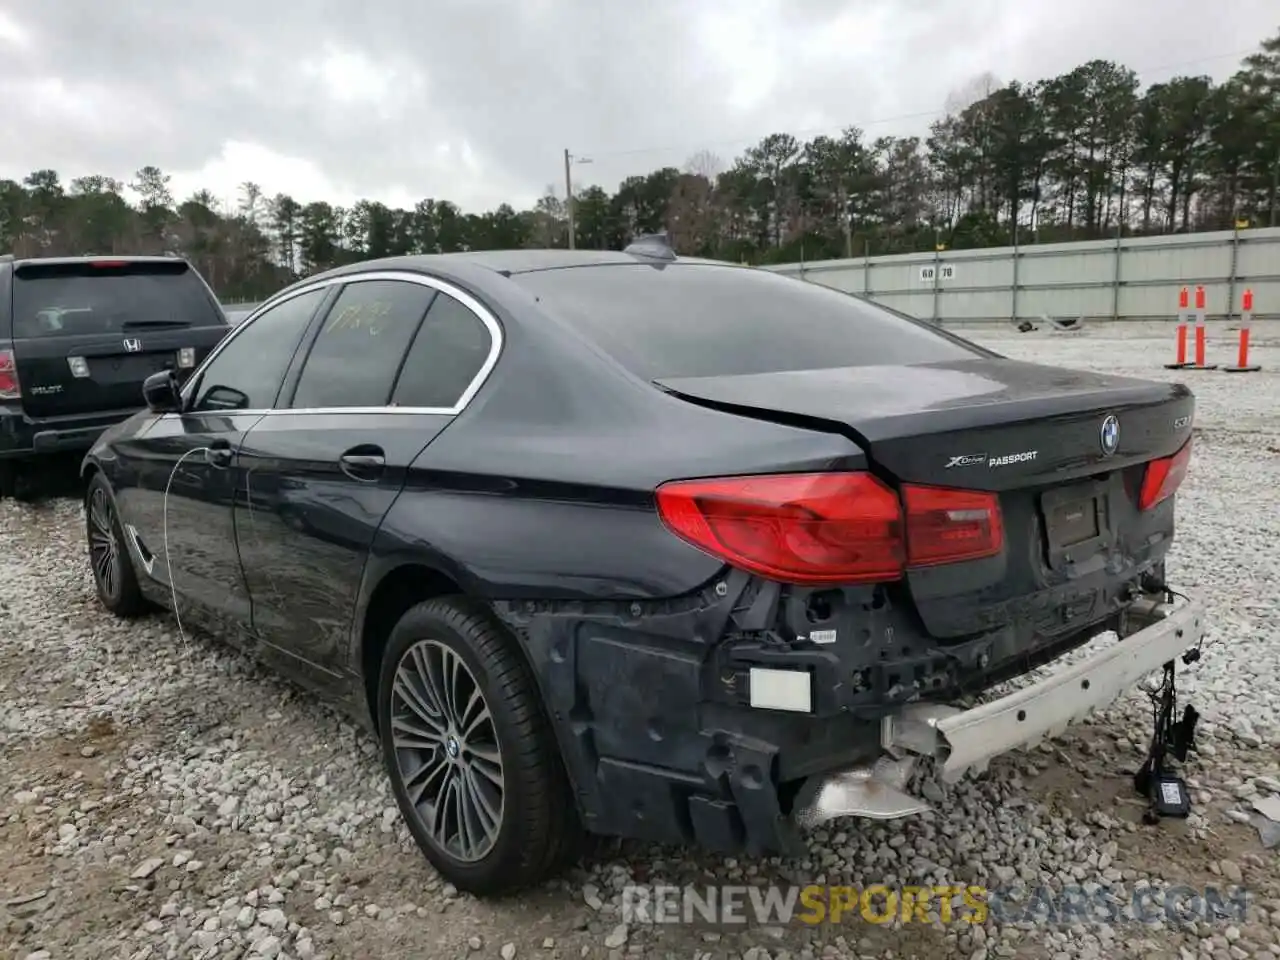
<box><xmin>238</xmin><ymin>182</ymin><xmax>265</xmax><ymax>226</ymax></box>
<box><xmin>684</xmin><ymin>150</ymin><xmax>725</xmax><ymax>181</ymax></box>
<box><xmin>945</xmin><ymin>72</ymin><xmax>1003</xmax><ymax>115</ymax></box>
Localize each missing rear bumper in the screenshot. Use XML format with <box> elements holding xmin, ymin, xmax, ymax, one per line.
<box><xmin>791</xmin><ymin>593</ymin><xmax>1204</xmax><ymax>829</ymax></box>
<box><xmin>880</xmin><ymin>593</ymin><xmax>1204</xmax><ymax>783</ymax></box>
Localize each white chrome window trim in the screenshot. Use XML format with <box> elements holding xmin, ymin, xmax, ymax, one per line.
<box><xmin>171</xmin><ymin>270</ymin><xmax>504</xmax><ymax>418</ymax></box>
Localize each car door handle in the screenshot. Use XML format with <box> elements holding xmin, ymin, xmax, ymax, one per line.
<box><xmin>341</xmin><ymin>454</ymin><xmax>384</xmax><ymax>468</ymax></box>
<box><xmin>339</xmin><ymin>446</ymin><xmax>385</xmax><ymax>481</ymax></box>
<box><xmin>205</xmin><ymin>439</ymin><xmax>232</xmax><ymax>469</ymax></box>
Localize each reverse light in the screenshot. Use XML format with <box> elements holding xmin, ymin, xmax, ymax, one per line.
<box><xmin>655</xmin><ymin>471</ymin><xmax>1006</xmax><ymax>586</ymax></box>
<box><xmin>68</xmin><ymin>356</ymin><xmax>91</xmax><ymax>378</ymax></box>
<box><xmin>177</xmin><ymin>347</ymin><xmax>196</xmax><ymax>368</ymax></box>
<box><xmin>901</xmin><ymin>484</ymin><xmax>1004</xmax><ymax>567</ymax></box>
<box><xmin>1139</xmin><ymin>438</ymin><xmax>1193</xmax><ymax>511</ymax></box>
<box><xmin>0</xmin><ymin>345</ymin><xmax>20</xmax><ymax>400</ymax></box>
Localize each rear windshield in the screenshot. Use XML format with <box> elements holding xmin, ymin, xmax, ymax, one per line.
<box><xmin>509</xmin><ymin>262</ymin><xmax>984</xmax><ymax>380</ymax></box>
<box><xmin>11</xmin><ymin>260</ymin><xmax>226</xmax><ymax>339</ymax></box>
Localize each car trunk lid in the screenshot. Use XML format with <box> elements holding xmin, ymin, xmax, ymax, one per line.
<box><xmin>655</xmin><ymin>358</ymin><xmax>1195</xmax><ymax>641</ymax></box>
<box><xmin>655</xmin><ymin>358</ymin><xmax>1193</xmax><ymax>490</ymax></box>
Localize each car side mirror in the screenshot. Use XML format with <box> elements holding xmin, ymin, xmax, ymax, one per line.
<box><xmin>142</xmin><ymin>370</ymin><xmax>183</xmax><ymax>413</ymax></box>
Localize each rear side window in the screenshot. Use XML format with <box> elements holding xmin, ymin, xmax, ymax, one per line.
<box><xmin>290</xmin><ymin>279</ymin><xmax>437</xmax><ymax>409</ymax></box>
<box><xmin>510</xmin><ymin>263</ymin><xmax>983</xmax><ymax>379</ymax></box>
<box><xmin>389</xmin><ymin>291</ymin><xmax>494</xmax><ymax>409</ymax></box>
<box><xmin>11</xmin><ymin>260</ymin><xmax>226</xmax><ymax>339</ymax></box>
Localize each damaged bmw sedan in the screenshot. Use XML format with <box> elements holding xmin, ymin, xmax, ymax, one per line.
<box><xmin>80</xmin><ymin>236</ymin><xmax>1204</xmax><ymax>894</ymax></box>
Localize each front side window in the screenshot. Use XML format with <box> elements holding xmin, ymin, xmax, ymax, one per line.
<box><xmin>190</xmin><ymin>288</ymin><xmax>326</xmax><ymax>412</ymax></box>
<box><xmin>289</xmin><ymin>280</ymin><xmax>437</xmax><ymax>409</ymax></box>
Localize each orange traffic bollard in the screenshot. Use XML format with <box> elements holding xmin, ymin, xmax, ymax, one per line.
<box><xmin>1186</xmin><ymin>285</ymin><xmax>1217</xmax><ymax>370</ymax></box>
<box><xmin>1165</xmin><ymin>286</ymin><xmax>1192</xmax><ymax>369</ymax></box>
<box><xmin>1223</xmin><ymin>288</ymin><xmax>1262</xmax><ymax>373</ymax></box>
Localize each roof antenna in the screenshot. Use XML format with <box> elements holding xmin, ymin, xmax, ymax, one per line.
<box><xmin>623</xmin><ymin>232</ymin><xmax>676</xmax><ymax>262</ymax></box>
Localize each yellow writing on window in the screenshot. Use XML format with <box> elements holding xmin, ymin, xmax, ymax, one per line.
<box><xmin>325</xmin><ymin>300</ymin><xmax>395</xmax><ymax>336</ymax></box>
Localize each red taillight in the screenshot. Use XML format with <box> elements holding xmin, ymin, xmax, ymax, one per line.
<box><xmin>1139</xmin><ymin>438</ymin><xmax>1192</xmax><ymax>510</ymax></box>
<box><xmin>655</xmin><ymin>472</ymin><xmax>1005</xmax><ymax>585</ymax></box>
<box><xmin>0</xmin><ymin>346</ymin><xmax>20</xmax><ymax>400</ymax></box>
<box><xmin>901</xmin><ymin>484</ymin><xmax>1004</xmax><ymax>567</ymax></box>
<box><xmin>656</xmin><ymin>472</ymin><xmax>905</xmax><ymax>584</ymax></box>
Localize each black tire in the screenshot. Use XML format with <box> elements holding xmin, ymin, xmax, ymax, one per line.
<box><xmin>377</xmin><ymin>596</ymin><xmax>582</xmax><ymax>895</ymax></box>
<box><xmin>85</xmin><ymin>473</ymin><xmax>149</xmax><ymax>617</ymax></box>
<box><xmin>12</xmin><ymin>472</ymin><xmax>39</xmax><ymax>503</ymax></box>
<box><xmin>1</xmin><ymin>459</ymin><xmax>41</xmax><ymax>503</ymax></box>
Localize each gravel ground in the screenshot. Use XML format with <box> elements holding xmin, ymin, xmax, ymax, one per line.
<box><xmin>2</xmin><ymin>320</ymin><xmax>1279</xmax><ymax>960</ymax></box>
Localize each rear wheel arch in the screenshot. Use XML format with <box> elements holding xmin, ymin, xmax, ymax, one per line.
<box><xmin>360</xmin><ymin>563</ymin><xmax>462</xmax><ymax>734</ymax></box>
<box><xmin>358</xmin><ymin>562</ymin><xmax>542</xmax><ymax>740</ymax></box>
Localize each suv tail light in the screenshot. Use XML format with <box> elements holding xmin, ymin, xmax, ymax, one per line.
<box><xmin>1139</xmin><ymin>437</ymin><xmax>1192</xmax><ymax>511</ymax></box>
<box><xmin>0</xmin><ymin>344</ymin><xmax>20</xmax><ymax>400</ymax></box>
<box><xmin>655</xmin><ymin>472</ymin><xmax>1004</xmax><ymax>585</ymax></box>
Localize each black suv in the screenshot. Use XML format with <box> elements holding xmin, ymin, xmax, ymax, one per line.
<box><xmin>0</xmin><ymin>255</ymin><xmax>230</xmax><ymax>498</ymax></box>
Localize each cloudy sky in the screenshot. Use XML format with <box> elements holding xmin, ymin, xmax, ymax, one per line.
<box><xmin>1</xmin><ymin>0</ymin><xmax>1275</xmax><ymax>216</ymax></box>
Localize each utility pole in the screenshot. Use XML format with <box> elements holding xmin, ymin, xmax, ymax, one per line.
<box><xmin>562</xmin><ymin>150</ymin><xmax>594</xmax><ymax>249</ymax></box>
<box><xmin>564</xmin><ymin>148</ymin><xmax>575</xmax><ymax>250</ymax></box>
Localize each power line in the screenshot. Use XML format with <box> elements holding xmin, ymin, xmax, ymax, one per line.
<box><xmin>574</xmin><ymin>46</ymin><xmax>1258</xmax><ymax>164</ymax></box>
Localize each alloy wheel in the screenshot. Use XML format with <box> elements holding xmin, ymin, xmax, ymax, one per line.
<box><xmin>390</xmin><ymin>639</ymin><xmax>505</xmax><ymax>862</ymax></box>
<box><xmin>88</xmin><ymin>487</ymin><xmax>121</xmax><ymax>601</ymax></box>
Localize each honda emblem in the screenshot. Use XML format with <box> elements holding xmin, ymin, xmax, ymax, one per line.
<box><xmin>122</xmin><ymin>338</ymin><xmax>142</xmax><ymax>353</ymax></box>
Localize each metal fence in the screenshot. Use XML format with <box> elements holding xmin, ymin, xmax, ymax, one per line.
<box><xmin>221</xmin><ymin>303</ymin><xmax>260</xmax><ymax>326</ymax></box>
<box><xmin>762</xmin><ymin>227</ymin><xmax>1280</xmax><ymax>326</ymax></box>
<box><xmin>220</xmin><ymin>227</ymin><xmax>1280</xmax><ymax>328</ymax></box>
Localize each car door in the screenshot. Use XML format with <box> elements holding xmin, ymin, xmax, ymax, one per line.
<box><xmin>111</xmin><ymin>286</ymin><xmax>331</xmax><ymax>645</ymax></box>
<box><xmin>234</xmin><ymin>274</ymin><xmax>499</xmax><ymax>689</ymax></box>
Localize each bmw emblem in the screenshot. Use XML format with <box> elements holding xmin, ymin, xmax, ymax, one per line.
<box><xmin>1100</xmin><ymin>415</ymin><xmax>1120</xmax><ymax>456</ymax></box>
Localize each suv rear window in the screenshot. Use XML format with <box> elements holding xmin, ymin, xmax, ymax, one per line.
<box><xmin>10</xmin><ymin>260</ymin><xmax>226</xmax><ymax>339</ymax></box>
<box><xmin>510</xmin><ymin>262</ymin><xmax>984</xmax><ymax>379</ymax></box>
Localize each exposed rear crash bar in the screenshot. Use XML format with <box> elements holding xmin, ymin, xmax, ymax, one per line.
<box><xmin>794</xmin><ymin>594</ymin><xmax>1204</xmax><ymax>826</ymax></box>
<box><xmin>882</xmin><ymin>595</ymin><xmax>1204</xmax><ymax>782</ymax></box>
